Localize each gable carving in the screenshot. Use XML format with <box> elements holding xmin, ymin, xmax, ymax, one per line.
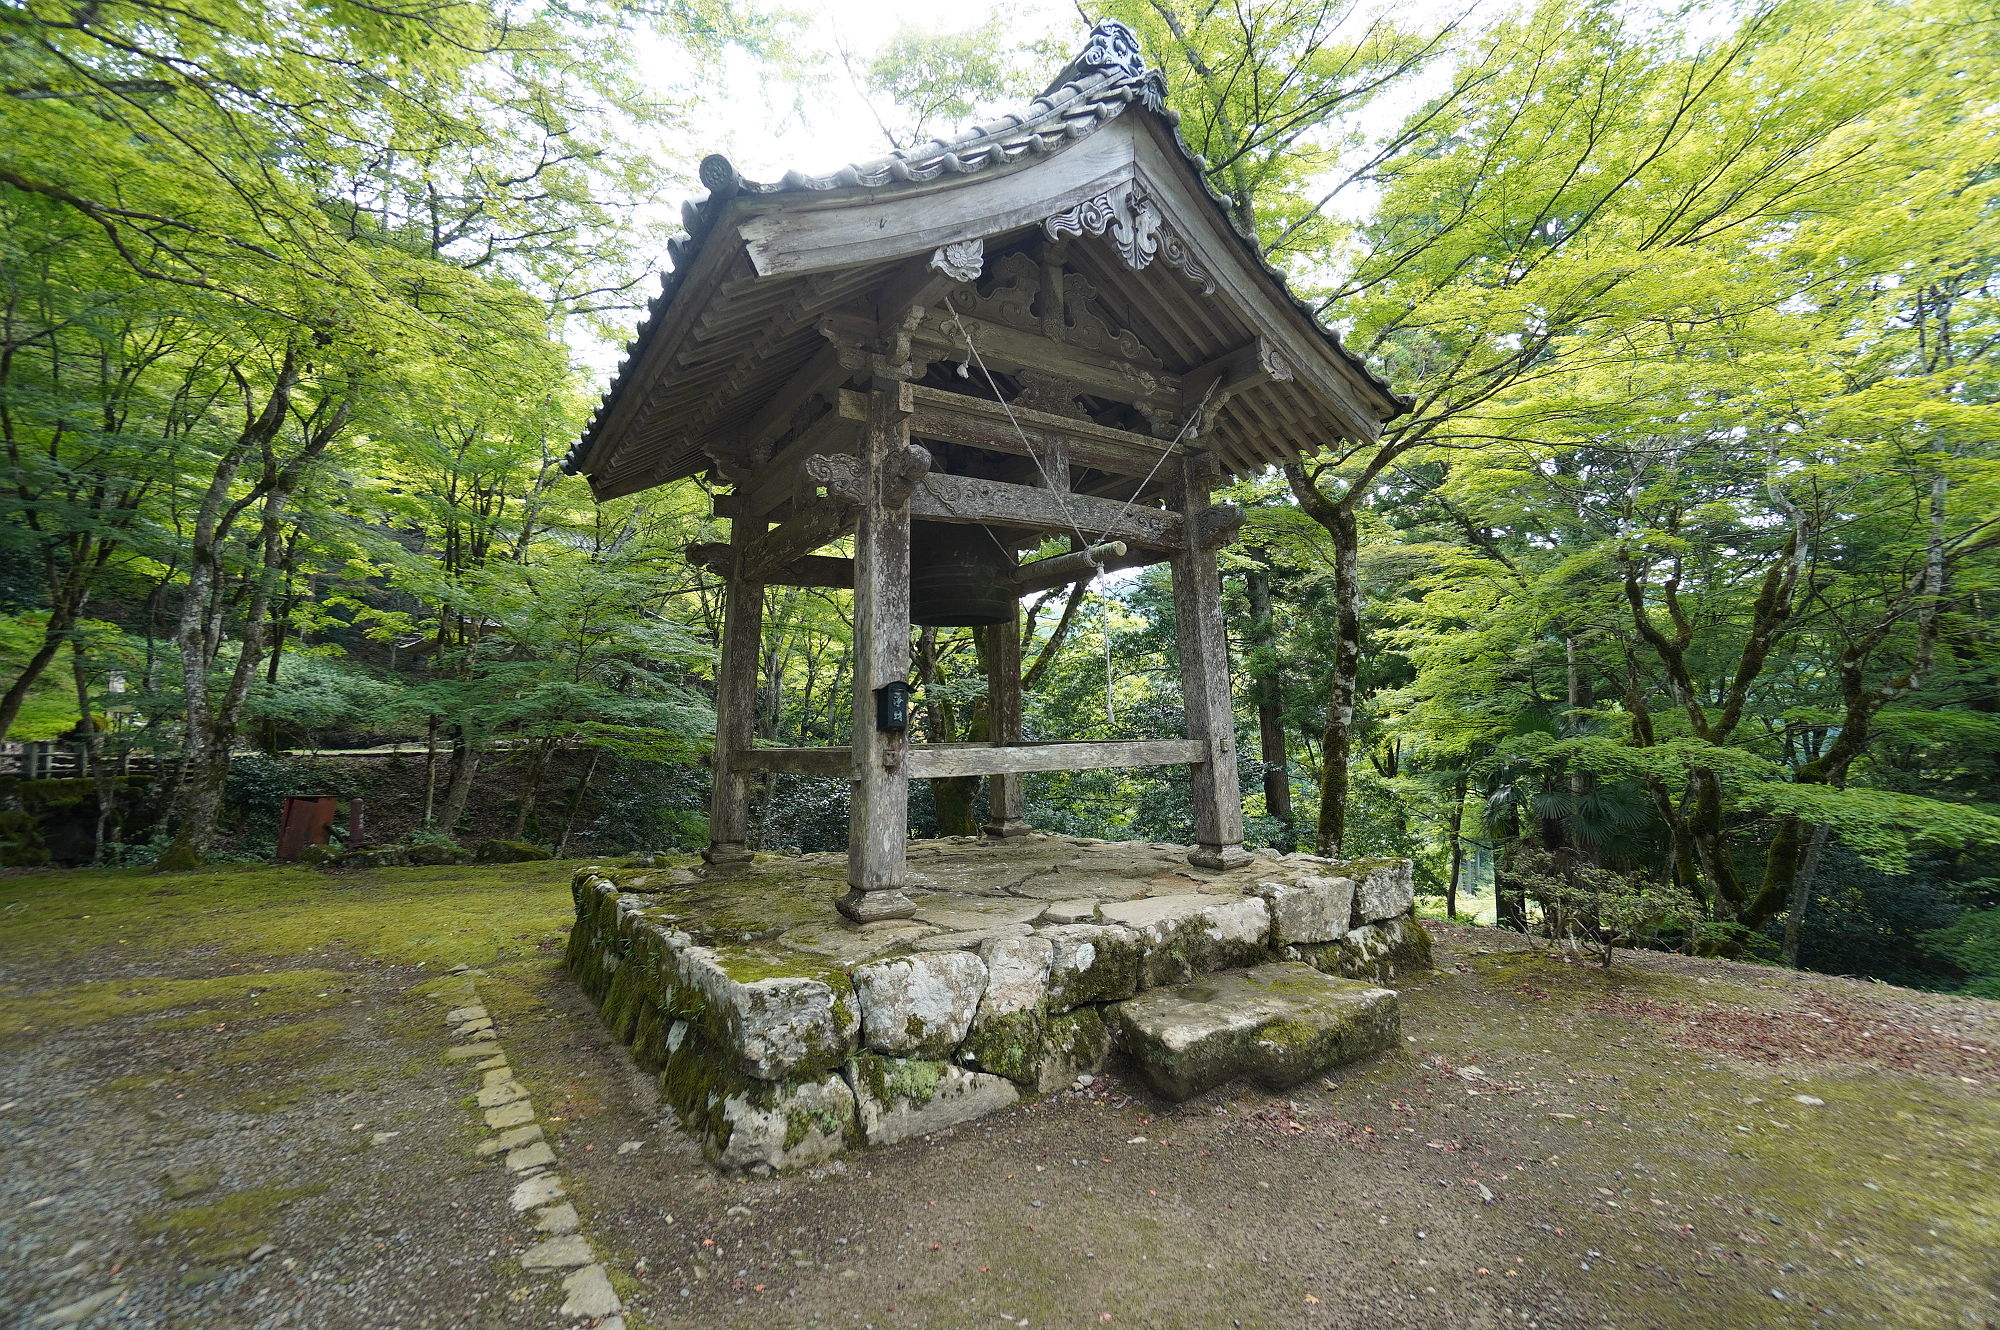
<box><xmin>1044</xmin><ymin>181</ymin><xmax>1214</xmax><ymax>295</ymax></box>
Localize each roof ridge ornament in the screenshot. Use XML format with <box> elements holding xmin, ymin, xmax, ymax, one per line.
<box><xmin>1057</xmin><ymin>19</ymin><xmax>1169</xmax><ymax>111</ymax></box>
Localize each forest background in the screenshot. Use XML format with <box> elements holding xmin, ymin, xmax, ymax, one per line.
<box><xmin>2</xmin><ymin>0</ymin><xmax>1996</xmax><ymax>995</ymax></box>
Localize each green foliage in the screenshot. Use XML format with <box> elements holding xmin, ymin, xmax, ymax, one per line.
<box><xmin>863</xmin><ymin>20</ymin><xmax>1064</xmax><ymax>147</ymax></box>
<box><xmin>3</xmin><ymin>0</ymin><xmax>1998</xmax><ymax>988</ymax></box>
<box><xmin>1924</xmin><ymin>904</ymin><xmax>2000</xmax><ymax>999</ymax></box>
<box><xmin>1512</xmin><ymin>848</ymin><xmax>1702</xmax><ymax>967</ymax></box>
<box><xmin>0</xmin><ymin>809</ymin><xmax>51</xmax><ymax>867</ymax></box>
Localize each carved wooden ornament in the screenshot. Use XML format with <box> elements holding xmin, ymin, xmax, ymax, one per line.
<box><xmin>1044</xmin><ymin>182</ymin><xmax>1214</xmax><ymax>294</ymax></box>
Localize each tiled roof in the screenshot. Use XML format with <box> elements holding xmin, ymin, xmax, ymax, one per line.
<box><xmin>566</xmin><ymin>20</ymin><xmax>1404</xmax><ymax>480</ymax></box>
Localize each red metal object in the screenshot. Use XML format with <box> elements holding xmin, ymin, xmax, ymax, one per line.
<box><xmin>278</xmin><ymin>795</ymin><xmax>340</xmax><ymax>860</ymax></box>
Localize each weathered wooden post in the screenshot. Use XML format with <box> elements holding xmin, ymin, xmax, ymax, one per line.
<box><xmin>1171</xmin><ymin>450</ymin><xmax>1252</xmax><ymax>869</ymax></box>
<box><xmin>702</xmin><ymin>520</ymin><xmax>763</xmax><ymax>866</ymax></box>
<box><xmin>841</xmin><ymin>378</ymin><xmax>923</xmax><ymax>921</ymax></box>
<box><xmin>981</xmin><ymin>607</ymin><xmax>1029</xmax><ymax>839</ymax></box>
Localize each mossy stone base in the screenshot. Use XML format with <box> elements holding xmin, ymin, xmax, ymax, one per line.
<box><xmin>659</xmin><ymin>1022</ymin><xmax>859</xmax><ymax>1174</ymax></box>
<box><xmin>563</xmin><ymin>844</ymin><xmax>1424</xmax><ymax>1170</ymax></box>
<box><xmin>1034</xmin><ymin>1007</ymin><xmax>1112</xmax><ymax>1094</ymax></box>
<box><xmin>1107</xmin><ymin>962</ymin><xmax>1401</xmax><ymax>1102</ymax></box>
<box><xmin>845</xmin><ymin>1053</ymin><xmax>1019</xmax><ymax>1146</ymax></box>
<box><xmin>1291</xmin><ymin>917</ymin><xmax>1433</xmax><ymax>984</ymax></box>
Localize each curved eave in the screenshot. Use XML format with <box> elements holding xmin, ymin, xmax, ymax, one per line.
<box><xmin>567</xmin><ymin>51</ymin><xmax>1408</xmax><ymax>494</ymax></box>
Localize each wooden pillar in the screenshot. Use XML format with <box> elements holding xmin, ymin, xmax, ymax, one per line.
<box><xmin>703</xmin><ymin>518</ymin><xmax>762</xmax><ymax>865</ymax></box>
<box><xmin>1170</xmin><ymin>451</ymin><xmax>1251</xmax><ymax>870</ymax></box>
<box><xmin>839</xmin><ymin>380</ymin><xmax>922</xmax><ymax>922</ymax></box>
<box><xmin>982</xmin><ymin>602</ymin><xmax>1029</xmax><ymax>838</ymax></box>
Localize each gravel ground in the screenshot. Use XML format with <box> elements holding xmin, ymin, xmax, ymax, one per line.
<box><xmin>0</xmin><ymin>950</ymin><xmax>572</xmax><ymax>1329</ymax></box>
<box><xmin>3</xmin><ymin>864</ymin><xmax>1995</xmax><ymax>1330</ymax></box>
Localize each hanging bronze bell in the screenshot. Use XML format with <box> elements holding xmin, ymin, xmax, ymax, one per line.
<box><xmin>910</xmin><ymin>521</ymin><xmax>1014</xmax><ymax>626</ymax></box>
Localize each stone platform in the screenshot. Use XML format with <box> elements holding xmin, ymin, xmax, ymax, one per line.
<box><xmin>565</xmin><ymin>835</ymin><xmax>1430</xmax><ymax>1174</ymax></box>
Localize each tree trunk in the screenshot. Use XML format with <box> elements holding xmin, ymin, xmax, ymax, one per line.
<box><xmin>421</xmin><ymin>712</ymin><xmax>440</xmax><ymax>825</ymax></box>
<box><xmin>508</xmin><ymin>737</ymin><xmax>554</xmax><ymax>840</ymax></box>
<box><xmin>1779</xmin><ymin>823</ymin><xmax>1831</xmax><ymax>968</ymax></box>
<box><xmin>435</xmin><ymin>736</ymin><xmax>481</xmax><ymax>835</ymax></box>
<box><xmin>917</xmin><ymin>627</ymin><xmax>980</xmax><ymax>836</ymax></box>
<box><xmin>158</xmin><ymin>355</ymin><xmax>302</xmax><ymax>865</ymax></box>
<box><xmin>161</xmin><ymin>363</ymin><xmax>349</xmax><ymax>864</ymax></box>
<box><xmin>0</xmin><ymin>607</ymin><xmax>72</xmax><ymax>744</ymax></box>
<box><xmin>1446</xmin><ymin>770</ymin><xmax>1467</xmax><ymax>920</ymax></box>
<box><xmin>1310</xmin><ymin>501</ymin><xmax>1361</xmax><ymax>856</ymax></box>
<box><xmin>1244</xmin><ymin>558</ymin><xmax>1296</xmax><ymax>850</ymax></box>
<box><xmin>557</xmin><ymin>748</ymin><xmax>602</xmax><ymax>858</ymax></box>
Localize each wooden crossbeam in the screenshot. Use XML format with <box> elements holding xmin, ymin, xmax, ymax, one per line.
<box><xmin>736</xmin><ymin>391</ymin><xmax>868</xmax><ymax>515</ymax></box>
<box><xmin>734</xmin><ymin>747</ymin><xmax>855</xmax><ymax>777</ymax></box>
<box><xmin>734</xmin><ymin>739</ymin><xmax>1209</xmax><ymax>781</ymax></box>
<box><xmin>687</xmin><ymin>542</ymin><xmax>852</xmax><ymax>588</ymax></box>
<box><xmin>742</xmin><ymin>504</ymin><xmax>855</xmax><ymax>582</ymax></box>
<box><xmin>909</xmin><ymin>385</ymin><xmax>1180</xmax><ymax>479</ymax></box>
<box><xmin>910</xmin><ymin>472</ymin><xmax>1181</xmax><ymax>548</ymax></box>
<box><xmin>909</xmin><ymin>317</ymin><xmax>1179</xmax><ymax>415</ymax></box>
<box><xmin>909</xmin><ymin>739</ymin><xmax>1206</xmax><ymax>778</ymax></box>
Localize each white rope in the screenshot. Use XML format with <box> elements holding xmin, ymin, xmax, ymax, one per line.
<box><xmin>945</xmin><ymin>309</ymin><xmax>1223</xmax><ymax>730</ymax></box>
<box><xmin>947</xmin><ymin>306</ymin><xmax>1092</xmax><ymax>552</ymax></box>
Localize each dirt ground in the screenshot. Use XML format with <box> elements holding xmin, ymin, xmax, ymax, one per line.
<box><xmin>2</xmin><ymin>860</ymin><xmax>1996</xmax><ymax>1329</ymax></box>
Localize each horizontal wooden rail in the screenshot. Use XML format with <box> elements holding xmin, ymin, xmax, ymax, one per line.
<box><xmin>733</xmin><ymin>739</ymin><xmax>1208</xmax><ymax>780</ymax></box>
<box><xmin>907</xmin><ymin>739</ymin><xmax>1206</xmax><ymax>778</ymax></box>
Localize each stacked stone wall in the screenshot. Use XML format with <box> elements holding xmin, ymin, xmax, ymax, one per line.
<box><xmin>565</xmin><ymin>846</ymin><xmax>1430</xmax><ymax>1174</ymax></box>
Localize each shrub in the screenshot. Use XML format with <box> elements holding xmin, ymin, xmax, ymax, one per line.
<box><xmin>1513</xmin><ymin>848</ymin><xmax>1701</xmax><ymax>967</ymax></box>
<box><xmin>474</xmin><ymin>838</ymin><xmax>552</xmax><ymax>863</ymax></box>
<box><xmin>406</xmin><ymin>841</ymin><xmax>469</xmax><ymax>866</ymax></box>
<box><xmin>0</xmin><ymin>810</ymin><xmax>50</xmax><ymax>867</ymax></box>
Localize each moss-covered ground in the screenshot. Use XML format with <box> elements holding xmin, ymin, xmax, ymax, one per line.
<box><xmin>3</xmin><ymin>861</ymin><xmax>1996</xmax><ymax>1329</ymax></box>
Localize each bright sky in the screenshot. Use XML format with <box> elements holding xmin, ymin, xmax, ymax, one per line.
<box><xmin>682</xmin><ymin>1</ymin><xmax>1077</xmax><ymax>184</ymax></box>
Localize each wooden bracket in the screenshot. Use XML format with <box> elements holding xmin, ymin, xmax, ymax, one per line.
<box><xmin>881</xmin><ymin>443</ymin><xmax>931</xmax><ymax>504</ymax></box>
<box><xmin>804</xmin><ymin>453</ymin><xmax>866</xmax><ymax>505</ymax></box>
<box><xmin>805</xmin><ymin>443</ymin><xmax>930</xmax><ymax>507</ymax></box>
<box><xmin>1194</xmin><ymin>503</ymin><xmax>1245</xmax><ymax>552</ymax></box>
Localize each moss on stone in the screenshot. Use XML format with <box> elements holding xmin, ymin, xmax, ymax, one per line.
<box><xmin>962</xmin><ymin>1007</ymin><xmax>1044</xmax><ymax>1086</ymax></box>
<box><xmin>473</xmin><ymin>839</ymin><xmax>552</xmax><ymax>863</ymax></box>
<box><xmin>848</xmin><ymin>1052</ymin><xmax>947</xmax><ymax>1108</ymax></box>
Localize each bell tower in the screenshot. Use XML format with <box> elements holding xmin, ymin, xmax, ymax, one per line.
<box><xmin>564</xmin><ymin>20</ymin><xmax>1407</xmax><ymax>924</ymax></box>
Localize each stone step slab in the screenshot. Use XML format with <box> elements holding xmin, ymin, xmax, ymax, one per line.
<box><xmin>845</xmin><ymin>1054</ymin><xmax>1019</xmax><ymax>1146</ymax></box>
<box><xmin>1107</xmin><ymin>962</ymin><xmax>1399</xmax><ymax>1102</ymax></box>
<box><xmin>1251</xmin><ymin>875</ymin><xmax>1355</xmax><ymax>946</ymax></box>
<box><xmin>1096</xmin><ymin>893</ymin><xmax>1270</xmax><ymax>988</ymax></box>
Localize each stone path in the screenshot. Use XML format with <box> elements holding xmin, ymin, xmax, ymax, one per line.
<box><xmin>434</xmin><ymin>967</ymin><xmax>625</xmax><ymax>1326</ymax></box>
